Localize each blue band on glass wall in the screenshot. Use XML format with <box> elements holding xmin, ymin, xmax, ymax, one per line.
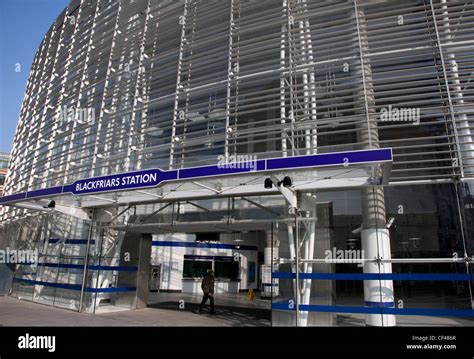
<box><xmin>153</xmin><ymin>240</ymin><xmax>258</xmax><ymax>251</ymax></box>
<box><xmin>84</xmin><ymin>286</ymin><xmax>136</xmax><ymax>293</ymax></box>
<box><xmin>271</xmin><ymin>302</ymin><xmax>474</xmax><ymax>317</ymax></box>
<box><xmin>184</xmin><ymin>254</ymin><xmax>235</xmax><ymax>261</ymax></box>
<box><xmin>13</xmin><ymin>277</ymin><xmax>136</xmax><ymax>293</ymax></box>
<box><xmin>16</xmin><ymin>263</ymin><xmax>137</xmax><ymax>271</ymax></box>
<box><xmin>272</xmin><ymin>272</ymin><xmax>473</xmax><ymax>281</ymax></box>
<box><xmin>36</xmin><ymin>263</ymin><xmax>138</xmax><ymax>271</ymax></box>
<box><xmin>365</xmin><ymin>301</ymin><xmax>395</xmax><ymax>308</ymax></box>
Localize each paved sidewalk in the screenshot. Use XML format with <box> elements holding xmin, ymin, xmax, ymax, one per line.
<box><xmin>0</xmin><ymin>296</ymin><xmax>238</xmax><ymax>326</ymax></box>
<box><xmin>1</xmin><ymin>295</ymin><xmax>472</xmax><ymax>327</ymax></box>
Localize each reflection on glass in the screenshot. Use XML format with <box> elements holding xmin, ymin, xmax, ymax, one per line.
<box><xmin>183</xmin><ymin>260</ymin><xmax>212</xmax><ymax>278</ymax></box>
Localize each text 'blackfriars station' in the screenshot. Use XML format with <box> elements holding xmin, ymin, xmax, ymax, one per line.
<box><xmin>75</xmin><ymin>173</ymin><xmax>158</xmax><ymax>192</ymax></box>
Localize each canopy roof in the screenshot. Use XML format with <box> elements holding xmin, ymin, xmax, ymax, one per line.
<box><xmin>0</xmin><ymin>148</ymin><xmax>392</xmax><ymax>211</ymax></box>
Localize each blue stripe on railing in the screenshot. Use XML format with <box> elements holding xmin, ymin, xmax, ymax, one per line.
<box><xmin>84</xmin><ymin>286</ymin><xmax>136</xmax><ymax>293</ymax></box>
<box><xmin>271</xmin><ymin>302</ymin><xmax>474</xmax><ymax>317</ymax></box>
<box><xmin>13</xmin><ymin>277</ymin><xmax>136</xmax><ymax>293</ymax></box>
<box><xmin>272</xmin><ymin>272</ymin><xmax>473</xmax><ymax>281</ymax></box>
<box><xmin>89</xmin><ymin>265</ymin><xmax>138</xmax><ymax>272</ymax></box>
<box><xmin>38</xmin><ymin>263</ymin><xmax>138</xmax><ymax>271</ymax></box>
<box><xmin>47</xmin><ymin>239</ymin><xmax>96</xmax><ymax>245</ymax></box>
<box><xmin>184</xmin><ymin>254</ymin><xmax>235</xmax><ymax>261</ymax></box>
<box><xmin>14</xmin><ymin>278</ymin><xmax>81</xmax><ymax>291</ymax></box>
<box><xmin>16</xmin><ymin>262</ymin><xmax>137</xmax><ymax>271</ymax></box>
<box><xmin>365</xmin><ymin>301</ymin><xmax>395</xmax><ymax>308</ymax></box>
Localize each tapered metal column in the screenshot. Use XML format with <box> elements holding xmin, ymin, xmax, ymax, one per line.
<box><xmin>353</xmin><ymin>0</ymin><xmax>395</xmax><ymax>327</ymax></box>
<box><xmin>298</xmin><ymin>193</ymin><xmax>316</xmax><ymax>327</ymax></box>
<box><xmin>294</xmin><ymin>214</ymin><xmax>300</xmax><ymax>326</ymax></box>
<box><xmin>287</xmin><ymin>223</ymin><xmax>296</xmax><ymax>270</ymax></box>
<box><xmin>264</xmin><ymin>229</ymin><xmax>279</xmax><ymax>298</ymax></box>
<box><xmin>286</xmin><ymin>220</ymin><xmax>297</xmax><ymax>317</ymax></box>
<box><xmin>79</xmin><ymin>209</ymin><xmax>95</xmax><ymax>313</ymax></box>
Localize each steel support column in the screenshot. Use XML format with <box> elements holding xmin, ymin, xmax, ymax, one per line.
<box><xmin>354</xmin><ymin>0</ymin><xmax>395</xmax><ymax>327</ymax></box>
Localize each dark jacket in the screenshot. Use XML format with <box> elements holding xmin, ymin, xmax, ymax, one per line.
<box><xmin>201</xmin><ymin>272</ymin><xmax>215</xmax><ymax>294</ymax></box>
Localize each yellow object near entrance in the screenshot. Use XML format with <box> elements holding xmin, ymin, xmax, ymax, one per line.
<box><xmin>246</xmin><ymin>288</ymin><xmax>254</xmax><ymax>301</ymax></box>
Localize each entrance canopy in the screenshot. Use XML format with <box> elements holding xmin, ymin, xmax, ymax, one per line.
<box><xmin>0</xmin><ymin>148</ymin><xmax>392</xmax><ymax>211</ymax></box>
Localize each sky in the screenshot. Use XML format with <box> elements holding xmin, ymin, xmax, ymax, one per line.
<box><xmin>0</xmin><ymin>0</ymin><xmax>70</xmax><ymax>154</ymax></box>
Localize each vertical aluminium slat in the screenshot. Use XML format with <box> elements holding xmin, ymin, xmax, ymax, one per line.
<box><xmin>439</xmin><ymin>0</ymin><xmax>474</xmax><ymax>173</ymax></box>
<box><xmin>89</xmin><ymin>0</ymin><xmax>123</xmax><ymax>177</ymax></box>
<box><xmin>137</xmin><ymin>3</ymin><xmax>162</xmax><ymax>170</ymax></box>
<box><xmin>11</xmin><ymin>32</ymin><xmax>53</xmax><ymax>194</ymax></box>
<box><xmin>63</xmin><ymin>0</ymin><xmax>102</xmax><ymax>185</ymax></box>
<box><xmin>280</xmin><ymin>0</ymin><xmax>288</xmax><ymax>157</ymax></box>
<box><xmin>125</xmin><ymin>0</ymin><xmax>152</xmax><ymax>172</ymax></box>
<box><xmin>5</xmin><ymin>35</ymin><xmax>48</xmax><ymax>195</ymax></box>
<box><xmin>44</xmin><ymin>1</ymin><xmax>85</xmax><ymax>188</ymax></box>
<box><xmin>225</xmin><ymin>0</ymin><xmax>235</xmax><ymax>162</ymax></box>
<box><xmin>429</xmin><ymin>0</ymin><xmax>465</xmax><ymax>177</ymax></box>
<box><xmin>302</xmin><ymin>0</ymin><xmax>317</xmax><ymax>155</ymax></box>
<box><xmin>28</xmin><ymin>8</ymin><xmax>70</xmax><ymax>191</ymax></box>
<box><xmin>169</xmin><ymin>0</ymin><xmax>189</xmax><ymax>169</ymax></box>
<box><xmin>353</xmin><ymin>0</ymin><xmax>373</xmax><ymax>149</ymax></box>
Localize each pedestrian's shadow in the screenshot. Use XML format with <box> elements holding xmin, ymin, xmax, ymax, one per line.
<box><xmin>149</xmin><ymin>301</ymin><xmax>271</xmax><ymax>327</ymax></box>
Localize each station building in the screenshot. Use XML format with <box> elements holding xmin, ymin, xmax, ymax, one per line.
<box><xmin>1</xmin><ymin>0</ymin><xmax>474</xmax><ymax>326</ymax></box>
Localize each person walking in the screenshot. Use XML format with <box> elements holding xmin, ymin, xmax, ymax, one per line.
<box><xmin>199</xmin><ymin>269</ymin><xmax>215</xmax><ymax>314</ymax></box>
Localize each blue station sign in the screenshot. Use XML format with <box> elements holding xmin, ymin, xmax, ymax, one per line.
<box><xmin>0</xmin><ymin>148</ymin><xmax>392</xmax><ymax>204</ymax></box>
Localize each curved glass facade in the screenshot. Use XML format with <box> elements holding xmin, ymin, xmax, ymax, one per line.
<box><xmin>1</xmin><ymin>0</ymin><xmax>474</xmax><ymax>326</ymax></box>
<box><xmin>4</xmin><ymin>0</ymin><xmax>474</xmax><ymax>197</ymax></box>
